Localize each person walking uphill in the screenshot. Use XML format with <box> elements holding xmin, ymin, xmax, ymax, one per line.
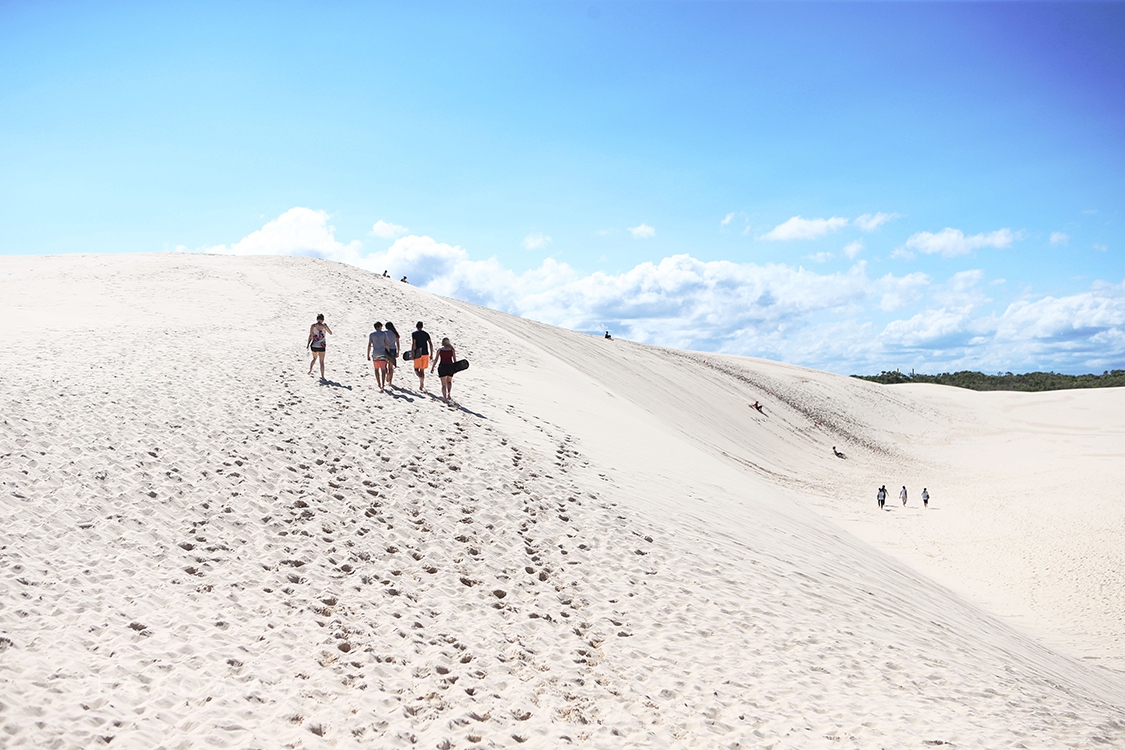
<box><xmin>367</xmin><ymin>322</ymin><xmax>391</xmax><ymax>391</ymax></box>
<box><xmin>307</xmin><ymin>313</ymin><xmax>332</xmax><ymax>379</ymax></box>
<box><xmin>432</xmin><ymin>337</ymin><xmax>458</xmax><ymax>404</ymax></box>
<box><xmin>900</xmin><ymin>486</ymin><xmax>908</xmax><ymax>507</ymax></box>
<box><xmin>411</xmin><ymin>321</ymin><xmax>433</xmax><ymax>391</ymax></box>
<box><xmin>384</xmin><ymin>322</ymin><xmax>401</xmax><ymax>387</ymax></box>
<box><xmin>877</xmin><ymin>485</ymin><xmax>886</xmax><ymax>510</ymax></box>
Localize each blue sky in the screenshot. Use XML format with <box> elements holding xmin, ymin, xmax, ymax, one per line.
<box><xmin>3</xmin><ymin>1</ymin><xmax>1124</xmax><ymax>375</ymax></box>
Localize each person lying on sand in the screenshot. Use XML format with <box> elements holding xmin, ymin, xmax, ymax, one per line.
<box><xmin>833</xmin><ymin>446</ymin><xmax>845</xmax><ymax>458</ymax></box>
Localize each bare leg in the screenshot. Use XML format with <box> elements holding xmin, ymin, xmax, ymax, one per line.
<box><xmin>375</xmin><ymin>363</ymin><xmax>386</xmax><ymax>391</ymax></box>
<box><xmin>386</xmin><ymin>361</ymin><xmax>394</xmax><ymax>387</ymax></box>
<box><xmin>318</xmin><ymin>351</ymin><xmax>326</xmax><ymax>379</ymax></box>
<box><xmin>416</xmin><ymin>368</ymin><xmax>425</xmax><ymax>391</ymax></box>
<box><xmin>308</xmin><ymin>353</ymin><xmax>316</xmax><ymax>375</ymax></box>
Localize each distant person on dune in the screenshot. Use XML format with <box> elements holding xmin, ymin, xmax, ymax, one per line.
<box><xmin>401</xmin><ymin>276</ymin><xmax>408</xmax><ymax>283</ymax></box>
<box><xmin>605</xmin><ymin>331</ymin><xmax>612</xmax><ymax>339</ymax></box>
<box><xmin>922</xmin><ymin>488</ymin><xmax>929</xmax><ymax>509</ymax></box>
<box><xmin>833</xmin><ymin>446</ymin><xmax>844</xmax><ymax>458</ymax></box>
<box><xmin>900</xmin><ymin>486</ymin><xmax>908</xmax><ymax>506</ymax></box>
<box><xmin>877</xmin><ymin>485</ymin><xmax>886</xmax><ymax>510</ymax></box>
<box><xmin>411</xmin><ymin>321</ymin><xmax>433</xmax><ymax>391</ymax></box>
<box><xmin>367</xmin><ymin>322</ymin><xmax>390</xmax><ymax>391</ymax></box>
<box><xmin>432</xmin><ymin>337</ymin><xmax>458</xmax><ymax>404</ymax></box>
<box><xmin>384</xmin><ymin>321</ymin><xmax>401</xmax><ymax>387</ymax></box>
<box><xmin>307</xmin><ymin>313</ymin><xmax>332</xmax><ymax>379</ymax></box>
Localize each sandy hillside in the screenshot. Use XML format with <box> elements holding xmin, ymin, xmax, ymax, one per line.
<box><xmin>1</xmin><ymin>253</ymin><xmax>1123</xmax><ymax>749</ymax></box>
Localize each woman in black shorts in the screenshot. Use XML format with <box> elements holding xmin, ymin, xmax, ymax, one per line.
<box><xmin>431</xmin><ymin>337</ymin><xmax>457</xmax><ymax>404</ymax></box>
<box><xmin>384</xmin><ymin>321</ymin><xmax>401</xmax><ymax>387</ymax></box>
<box><xmin>307</xmin><ymin>313</ymin><xmax>332</xmax><ymax>378</ymax></box>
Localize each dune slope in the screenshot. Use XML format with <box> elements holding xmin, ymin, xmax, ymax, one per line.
<box><xmin>1</xmin><ymin>253</ymin><xmax>1123</xmax><ymax>749</ymax></box>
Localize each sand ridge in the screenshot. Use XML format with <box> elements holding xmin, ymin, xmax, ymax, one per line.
<box><xmin>2</xmin><ymin>253</ymin><xmax>1124</xmax><ymax>748</ymax></box>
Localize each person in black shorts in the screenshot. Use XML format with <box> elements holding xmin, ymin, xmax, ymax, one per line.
<box><xmin>431</xmin><ymin>337</ymin><xmax>457</xmax><ymax>404</ymax></box>
<box><xmin>384</xmin><ymin>321</ymin><xmax>401</xmax><ymax>387</ymax></box>
<box><xmin>307</xmin><ymin>313</ymin><xmax>332</xmax><ymax>379</ymax></box>
<box><xmin>411</xmin><ymin>321</ymin><xmax>433</xmax><ymax>391</ymax></box>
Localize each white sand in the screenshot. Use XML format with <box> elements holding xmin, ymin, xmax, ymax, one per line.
<box><xmin>1</xmin><ymin>253</ymin><xmax>1123</xmax><ymax>749</ymax></box>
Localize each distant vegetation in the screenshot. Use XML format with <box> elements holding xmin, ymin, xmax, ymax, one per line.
<box><xmin>852</xmin><ymin>369</ymin><xmax>1125</xmax><ymax>392</ymax></box>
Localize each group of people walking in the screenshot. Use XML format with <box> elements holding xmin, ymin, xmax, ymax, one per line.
<box><xmin>876</xmin><ymin>484</ymin><xmax>929</xmax><ymax>510</ymax></box>
<box><xmin>307</xmin><ymin>315</ymin><xmax>463</xmax><ymax>404</ymax></box>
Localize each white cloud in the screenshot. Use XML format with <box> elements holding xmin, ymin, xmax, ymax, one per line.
<box><xmin>853</xmin><ymin>212</ymin><xmax>902</xmax><ymax>232</ymax></box>
<box><xmin>995</xmin><ymin>280</ymin><xmax>1125</xmax><ymax>343</ymax></box>
<box><xmin>877</xmin><ymin>271</ymin><xmax>930</xmax><ymax>312</ymax></box>
<box><xmin>843</xmin><ymin>240</ymin><xmax>864</xmax><ymax>259</ymax></box>
<box><xmin>1093</xmin><ymin>244</ymin><xmax>1108</xmax><ymax>252</ymax></box>
<box><xmin>628</xmin><ymin>223</ymin><xmax>656</xmax><ymax>239</ymax></box>
<box><xmin>1050</xmin><ymin>231</ymin><xmax>1069</xmax><ymax>246</ymax></box>
<box><xmin>370</xmin><ymin>220</ymin><xmax>409</xmax><ymax>238</ymax></box>
<box><xmin>193</xmin><ymin>207</ymin><xmax>1125</xmax><ymax>376</ymax></box>
<box><xmin>202</xmin><ymin>207</ymin><xmax>363</xmax><ymax>260</ymax></box>
<box><xmin>595</xmin><ymin>229</ymin><xmax>616</xmax><ymax>237</ymax></box>
<box><xmin>900</xmin><ymin>227</ymin><xmax>1016</xmax><ymax>258</ymax></box>
<box><xmin>759</xmin><ymin>215</ymin><xmax>848</xmax><ymax>241</ymax></box>
<box><xmin>522</xmin><ymin>231</ymin><xmax>551</xmax><ymax>250</ymax></box>
<box><xmin>721</xmin><ymin>212</ymin><xmax>736</xmax><ymax>226</ymax></box>
<box><xmin>808</xmin><ymin>252</ymin><xmax>833</xmax><ymax>263</ymax></box>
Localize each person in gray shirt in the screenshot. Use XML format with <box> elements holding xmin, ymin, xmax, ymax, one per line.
<box><xmin>367</xmin><ymin>322</ymin><xmax>390</xmax><ymax>391</ymax></box>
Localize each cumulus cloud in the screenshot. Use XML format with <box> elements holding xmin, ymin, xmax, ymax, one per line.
<box><xmin>843</xmin><ymin>240</ymin><xmax>864</xmax><ymax>259</ymax></box>
<box><xmin>853</xmin><ymin>212</ymin><xmax>901</xmax><ymax>232</ymax></box>
<box><xmin>370</xmin><ymin>220</ymin><xmax>409</xmax><ymax>238</ymax></box>
<box><xmin>202</xmin><ymin>207</ymin><xmax>363</xmax><ymax>261</ymax></box>
<box><xmin>899</xmin><ymin>227</ymin><xmax>1017</xmax><ymax>258</ymax></box>
<box><xmin>1050</xmin><ymin>232</ymin><xmax>1070</xmax><ymax>246</ymax></box>
<box><xmin>193</xmin><ymin>207</ymin><xmax>1125</xmax><ymax>376</ymax></box>
<box><xmin>522</xmin><ymin>231</ymin><xmax>551</xmax><ymax>250</ymax></box>
<box><xmin>759</xmin><ymin>215</ymin><xmax>848</xmax><ymax>241</ymax></box>
<box><xmin>995</xmin><ymin>280</ymin><xmax>1125</xmax><ymax>343</ymax></box>
<box><xmin>628</xmin><ymin>223</ymin><xmax>656</xmax><ymax>239</ymax></box>
<box><xmin>721</xmin><ymin>212</ymin><xmax>736</xmax><ymax>226</ymax></box>
<box><xmin>877</xmin><ymin>271</ymin><xmax>930</xmax><ymax>312</ymax></box>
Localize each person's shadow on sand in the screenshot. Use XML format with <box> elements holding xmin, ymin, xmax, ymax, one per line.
<box><xmin>318</xmin><ymin>378</ymin><xmax>352</xmax><ymax>390</ymax></box>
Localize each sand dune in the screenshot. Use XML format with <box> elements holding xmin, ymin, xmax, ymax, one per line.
<box><xmin>2</xmin><ymin>253</ymin><xmax>1123</xmax><ymax>748</ymax></box>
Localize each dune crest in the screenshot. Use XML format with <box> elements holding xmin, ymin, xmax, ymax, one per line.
<box><xmin>2</xmin><ymin>253</ymin><xmax>1123</xmax><ymax>748</ymax></box>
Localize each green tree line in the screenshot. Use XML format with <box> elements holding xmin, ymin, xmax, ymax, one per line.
<box><xmin>852</xmin><ymin>369</ymin><xmax>1125</xmax><ymax>391</ymax></box>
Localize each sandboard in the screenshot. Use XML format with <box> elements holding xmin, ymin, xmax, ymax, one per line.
<box><xmin>452</xmin><ymin>359</ymin><xmax>469</xmax><ymax>373</ymax></box>
<box><xmin>402</xmin><ymin>350</ymin><xmax>415</xmax><ymax>361</ymax></box>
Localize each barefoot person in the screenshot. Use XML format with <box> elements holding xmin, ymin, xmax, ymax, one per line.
<box><xmin>431</xmin><ymin>337</ymin><xmax>457</xmax><ymax>404</ymax></box>
<box><xmin>411</xmin><ymin>321</ymin><xmax>433</xmax><ymax>391</ymax></box>
<box><xmin>384</xmin><ymin>322</ymin><xmax>401</xmax><ymax>387</ymax></box>
<box><xmin>367</xmin><ymin>322</ymin><xmax>390</xmax><ymax>391</ymax></box>
<box><xmin>900</xmin><ymin>485</ymin><xmax>908</xmax><ymax>507</ymax></box>
<box><xmin>307</xmin><ymin>314</ymin><xmax>332</xmax><ymax>378</ymax></box>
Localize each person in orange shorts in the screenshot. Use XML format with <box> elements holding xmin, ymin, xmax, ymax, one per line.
<box><xmin>367</xmin><ymin>321</ymin><xmax>391</xmax><ymax>391</ymax></box>
<box><xmin>410</xmin><ymin>321</ymin><xmax>433</xmax><ymax>391</ymax></box>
